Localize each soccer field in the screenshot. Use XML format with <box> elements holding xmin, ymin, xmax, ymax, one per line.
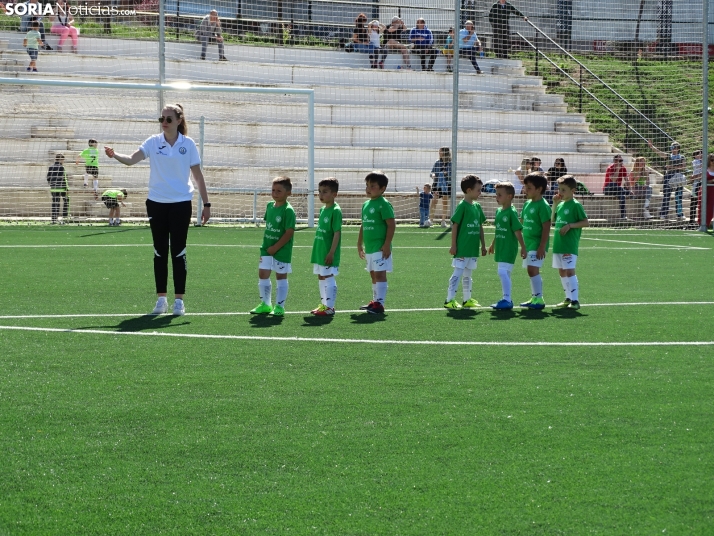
<box><xmin>0</xmin><ymin>223</ymin><xmax>712</xmax><ymax>534</ymax></box>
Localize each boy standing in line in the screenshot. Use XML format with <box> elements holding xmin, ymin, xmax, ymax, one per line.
<box><xmin>551</xmin><ymin>175</ymin><xmax>589</xmax><ymax>310</ymax></box>
<box><xmin>76</xmin><ymin>139</ymin><xmax>100</xmax><ymax>189</ymax></box>
<box><xmin>251</xmin><ymin>177</ymin><xmax>296</xmax><ymax>317</ymax></box>
<box><xmin>47</xmin><ymin>153</ymin><xmax>69</xmax><ymax>224</ymax></box>
<box><xmin>488</xmin><ymin>182</ymin><xmax>526</xmax><ymax>310</ymax></box>
<box><xmin>519</xmin><ymin>172</ymin><xmax>551</xmax><ymax>309</ymax></box>
<box><xmin>310</xmin><ymin>178</ymin><xmax>343</xmax><ymax>316</ymax></box>
<box><xmin>444</xmin><ymin>175</ymin><xmax>487</xmax><ymax>310</ymax></box>
<box><xmin>357</xmin><ymin>171</ymin><xmax>395</xmax><ymax>315</ymax></box>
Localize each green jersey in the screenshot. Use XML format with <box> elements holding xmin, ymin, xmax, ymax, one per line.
<box><xmin>450</xmin><ymin>199</ymin><xmax>486</xmax><ymax>258</ymax></box>
<box><xmin>493</xmin><ymin>205</ymin><xmax>523</xmax><ymax>264</ymax></box>
<box><xmin>553</xmin><ymin>199</ymin><xmax>587</xmax><ymax>255</ymax></box>
<box><xmin>260</xmin><ymin>201</ymin><xmax>296</xmax><ymax>263</ymax></box>
<box><xmin>520</xmin><ymin>198</ymin><xmax>551</xmax><ymax>252</ymax></box>
<box><xmin>361</xmin><ymin>196</ymin><xmax>395</xmax><ymax>254</ymax></box>
<box><xmin>102</xmin><ymin>189</ymin><xmax>123</xmax><ymax>199</ymax></box>
<box><xmin>80</xmin><ymin>147</ymin><xmax>99</xmax><ymax>167</ymax></box>
<box><xmin>310</xmin><ymin>203</ymin><xmax>343</xmax><ymax>267</ymax></box>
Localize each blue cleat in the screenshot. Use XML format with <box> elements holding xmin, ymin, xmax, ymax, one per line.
<box><xmin>491</xmin><ymin>299</ymin><xmax>514</xmax><ymax>310</ymax></box>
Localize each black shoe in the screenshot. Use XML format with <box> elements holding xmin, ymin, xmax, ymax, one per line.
<box><xmin>44</xmin><ymin>44</ymin><xmax>53</xmax><ymax>51</ymax></box>
<box><xmin>219</xmin><ymin>56</ymin><xmax>228</xmax><ymax>61</ymax></box>
<box><xmin>200</xmin><ymin>55</ymin><xmax>206</xmax><ymax>60</ymax></box>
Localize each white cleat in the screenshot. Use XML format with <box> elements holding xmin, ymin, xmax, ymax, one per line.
<box><xmin>173</xmin><ymin>299</ymin><xmax>185</xmax><ymax>316</ymax></box>
<box><xmin>151</xmin><ymin>298</ymin><xmax>168</xmax><ymax>315</ymax></box>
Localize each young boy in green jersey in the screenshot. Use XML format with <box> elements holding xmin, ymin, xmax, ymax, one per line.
<box><xmin>357</xmin><ymin>171</ymin><xmax>395</xmax><ymax>315</ymax></box>
<box><xmin>519</xmin><ymin>172</ymin><xmax>552</xmax><ymax>310</ymax></box>
<box><xmin>551</xmin><ymin>175</ymin><xmax>589</xmax><ymax>310</ymax></box>
<box><xmin>488</xmin><ymin>182</ymin><xmax>526</xmax><ymax>310</ymax></box>
<box><xmin>310</xmin><ymin>177</ymin><xmax>342</xmax><ymax>316</ymax></box>
<box><xmin>444</xmin><ymin>175</ymin><xmax>487</xmax><ymax>310</ymax></box>
<box><xmin>251</xmin><ymin>177</ymin><xmax>296</xmax><ymax>317</ymax></box>
<box><xmin>76</xmin><ymin>139</ymin><xmax>100</xmax><ymax>189</ymax></box>
<box><xmin>94</xmin><ymin>188</ymin><xmax>127</xmax><ymax>226</ymax></box>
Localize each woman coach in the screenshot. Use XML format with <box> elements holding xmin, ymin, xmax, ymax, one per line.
<box><xmin>104</xmin><ymin>103</ymin><xmax>211</xmax><ymax>316</ymax></box>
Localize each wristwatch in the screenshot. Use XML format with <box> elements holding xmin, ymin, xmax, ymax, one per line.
<box><xmin>203</xmin><ymin>203</ymin><xmax>212</xmax><ymax>208</ymax></box>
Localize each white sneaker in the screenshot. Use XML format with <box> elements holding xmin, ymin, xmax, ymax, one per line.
<box><xmin>643</xmin><ymin>209</ymin><xmax>652</xmax><ymax>219</ymax></box>
<box><xmin>425</xmin><ymin>219</ymin><xmax>432</xmax><ymax>227</ymax></box>
<box><xmin>441</xmin><ymin>220</ymin><xmax>447</xmax><ymax>228</ymax></box>
<box><xmin>173</xmin><ymin>299</ymin><xmax>185</xmax><ymax>316</ymax></box>
<box><xmin>151</xmin><ymin>298</ymin><xmax>168</xmax><ymax>314</ymax></box>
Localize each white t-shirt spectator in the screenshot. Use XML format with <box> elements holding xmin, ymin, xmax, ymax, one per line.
<box><xmin>139</xmin><ymin>133</ymin><xmax>201</xmax><ymax>203</ymax></box>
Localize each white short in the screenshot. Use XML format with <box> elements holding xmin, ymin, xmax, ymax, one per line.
<box><xmin>552</xmin><ymin>253</ymin><xmax>578</xmax><ymax>270</ymax></box>
<box><xmin>522</xmin><ymin>251</ymin><xmax>545</xmax><ymax>268</ymax></box>
<box><xmin>497</xmin><ymin>262</ymin><xmax>514</xmax><ymax>273</ymax></box>
<box><xmin>452</xmin><ymin>257</ymin><xmax>478</xmax><ymax>270</ymax></box>
<box><xmin>313</xmin><ymin>264</ymin><xmax>339</xmax><ymax>277</ymax></box>
<box><xmin>365</xmin><ymin>251</ymin><xmax>393</xmax><ymax>273</ymax></box>
<box><xmin>259</xmin><ymin>255</ymin><xmax>292</xmax><ymax>274</ymax></box>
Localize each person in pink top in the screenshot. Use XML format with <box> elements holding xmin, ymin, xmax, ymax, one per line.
<box><xmin>603</xmin><ymin>154</ymin><xmax>632</xmax><ymax>220</ymax></box>
<box><xmin>51</xmin><ymin>0</ymin><xmax>79</xmax><ymax>53</ymax></box>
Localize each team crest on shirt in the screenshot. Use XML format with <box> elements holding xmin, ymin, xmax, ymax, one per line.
<box><xmin>530</xmin><ymin>208</ymin><xmax>535</xmax><ymax>214</ymax></box>
<box><xmin>369</xmin><ymin>208</ymin><xmax>375</xmax><ymax>214</ymax></box>
<box><xmin>179</xmin><ymin>147</ymin><xmax>187</xmax><ymax>155</ymax></box>
<box><xmin>323</xmin><ymin>217</ymin><xmax>329</xmax><ymax>223</ymax></box>
<box><xmin>276</xmin><ymin>215</ymin><xmax>282</xmax><ymax>223</ymax></box>
<box><xmin>564</xmin><ymin>209</ymin><xmax>570</xmax><ymax>215</ymax></box>
<box><xmin>502</xmin><ymin>216</ymin><xmax>508</xmax><ymax>222</ymax></box>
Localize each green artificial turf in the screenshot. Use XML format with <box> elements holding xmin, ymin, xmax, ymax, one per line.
<box><xmin>0</xmin><ymin>224</ymin><xmax>712</xmax><ymax>534</ymax></box>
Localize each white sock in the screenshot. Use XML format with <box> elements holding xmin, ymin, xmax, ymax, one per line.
<box><xmin>110</xmin><ymin>218</ymin><xmax>114</xmax><ymax>224</ymax></box>
<box><xmin>462</xmin><ymin>268</ymin><xmax>473</xmax><ymax>301</ymax></box>
<box><xmin>259</xmin><ymin>278</ymin><xmax>272</xmax><ymax>306</ymax></box>
<box><xmin>156</xmin><ymin>296</ymin><xmax>167</xmax><ymax>304</ymax></box>
<box><xmin>530</xmin><ymin>274</ymin><xmax>543</xmax><ymax>298</ymax></box>
<box><xmin>447</xmin><ymin>267</ymin><xmax>464</xmax><ymax>302</ymax></box>
<box><xmin>324</xmin><ymin>277</ymin><xmax>337</xmax><ymax>309</ymax></box>
<box><xmin>497</xmin><ymin>267</ymin><xmax>512</xmax><ymax>302</ymax></box>
<box><xmin>93</xmin><ymin>179</ymin><xmax>99</xmax><ymax>191</ymax></box>
<box><xmin>561</xmin><ymin>276</ymin><xmax>570</xmax><ymax>298</ymax></box>
<box><xmin>644</xmin><ymin>198</ymin><xmax>650</xmax><ymax>208</ymax></box>
<box><xmin>372</xmin><ymin>283</ymin><xmax>377</xmax><ymax>302</ymax></box>
<box><xmin>319</xmin><ymin>279</ymin><xmax>327</xmax><ymax>305</ymax></box>
<box><xmin>567</xmin><ymin>275</ymin><xmax>579</xmax><ymax>302</ymax></box>
<box><xmin>174</xmin><ymin>298</ymin><xmax>183</xmax><ymax>306</ymax></box>
<box><xmin>276</xmin><ymin>279</ymin><xmax>289</xmax><ymax>307</ymax></box>
<box><xmin>375</xmin><ymin>281</ymin><xmax>388</xmax><ymax>305</ymax></box>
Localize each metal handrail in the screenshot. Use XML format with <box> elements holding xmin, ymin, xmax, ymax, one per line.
<box><xmin>521</xmin><ymin>20</ymin><xmax>674</xmax><ymax>145</ymax></box>
<box><xmin>516</xmin><ymin>32</ymin><xmax>650</xmax><ymax>146</ymax></box>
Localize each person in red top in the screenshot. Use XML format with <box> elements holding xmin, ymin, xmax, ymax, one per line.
<box><xmin>603</xmin><ymin>154</ymin><xmax>632</xmax><ymax>220</ymax></box>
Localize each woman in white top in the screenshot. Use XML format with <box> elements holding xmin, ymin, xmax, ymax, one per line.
<box><xmin>51</xmin><ymin>0</ymin><xmax>79</xmax><ymax>53</ymax></box>
<box><xmin>104</xmin><ymin>104</ymin><xmax>211</xmax><ymax>316</ymax></box>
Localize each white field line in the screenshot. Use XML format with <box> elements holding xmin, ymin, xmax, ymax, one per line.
<box><xmin>0</xmin><ymin>324</ymin><xmax>711</xmax><ymax>347</ymax></box>
<box><xmin>580</xmin><ymin>237</ymin><xmax>708</xmax><ymax>250</ymax></box>
<box><xmin>0</xmin><ymin>243</ymin><xmax>707</xmax><ymax>251</ymax></box>
<box><xmin>1</xmin><ymin>302</ymin><xmax>713</xmax><ymax>320</ymax></box>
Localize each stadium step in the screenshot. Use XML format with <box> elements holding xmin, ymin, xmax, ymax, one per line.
<box><xmin>555</xmin><ymin>122</ymin><xmax>591</xmax><ymax>133</ymax></box>
<box><xmin>31</xmin><ymin>126</ymin><xmax>75</xmax><ymax>138</ymax></box>
<box><xmin>0</xmin><ymin>38</ymin><xmax>8</xmax><ymax>51</ymax></box>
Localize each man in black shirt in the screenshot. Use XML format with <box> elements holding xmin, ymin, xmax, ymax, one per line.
<box><xmin>47</xmin><ymin>153</ymin><xmax>69</xmax><ymax>224</ymax></box>
<box><xmin>488</xmin><ymin>0</ymin><xmax>527</xmax><ymax>59</ymax></box>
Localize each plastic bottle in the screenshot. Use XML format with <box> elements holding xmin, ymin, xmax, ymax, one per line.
<box><xmin>397</xmin><ymin>65</ymin><xmax>401</xmax><ymax>70</ymax></box>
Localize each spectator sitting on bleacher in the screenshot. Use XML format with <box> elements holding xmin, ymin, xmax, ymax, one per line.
<box><xmin>196</xmin><ymin>10</ymin><xmax>227</xmax><ymax>61</ymax></box>
<box><xmin>630</xmin><ymin>156</ymin><xmax>653</xmax><ymax>219</ymax></box>
<box><xmin>458</xmin><ymin>21</ymin><xmax>483</xmax><ymax>74</ymax></box>
<box><xmin>545</xmin><ymin>157</ymin><xmax>567</xmax><ymax>203</ymax></box>
<box><xmin>489</xmin><ymin>0</ymin><xmax>528</xmax><ymax>59</ymax></box>
<box><xmin>21</xmin><ymin>0</ymin><xmax>52</xmax><ymax>50</ymax></box>
<box><xmin>367</xmin><ymin>20</ymin><xmax>387</xmax><ymax>69</ymax></box>
<box><xmin>409</xmin><ymin>18</ymin><xmax>436</xmax><ymax>71</ymax></box>
<box><xmin>51</xmin><ymin>0</ymin><xmax>79</xmax><ymax>53</ymax></box>
<box><xmin>603</xmin><ymin>154</ymin><xmax>632</xmax><ymax>220</ymax></box>
<box><xmin>384</xmin><ymin>16</ymin><xmax>412</xmax><ymax>69</ymax></box>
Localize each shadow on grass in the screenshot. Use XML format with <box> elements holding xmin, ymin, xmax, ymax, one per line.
<box><xmin>302</xmin><ymin>315</ymin><xmax>335</xmax><ymax>327</ymax></box>
<box><xmin>91</xmin><ymin>314</ymin><xmax>190</xmax><ymax>332</ymax></box>
<box><xmin>79</xmin><ymin>227</ymin><xmax>143</xmax><ymax>238</ymax></box>
<box><xmin>445</xmin><ymin>309</ymin><xmax>480</xmax><ymax>320</ymax></box>
<box><xmin>517</xmin><ymin>309</ymin><xmax>550</xmax><ymax>320</ymax></box>
<box><xmin>434</xmin><ymin>228</ymin><xmax>451</xmax><ymax>241</ymax></box>
<box><xmin>489</xmin><ymin>309</ymin><xmax>517</xmax><ymax>321</ymax></box>
<box><xmin>349</xmin><ymin>312</ymin><xmax>387</xmax><ymax>324</ymax></box>
<box><xmin>249</xmin><ymin>314</ymin><xmax>285</xmax><ymax>328</ymax></box>
<box><xmin>549</xmin><ymin>308</ymin><xmax>586</xmax><ymax>319</ymax></box>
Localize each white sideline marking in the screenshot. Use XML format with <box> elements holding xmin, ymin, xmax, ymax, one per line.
<box><xmin>1</xmin><ymin>302</ymin><xmax>713</xmax><ymax>319</ymax></box>
<box><xmin>0</xmin><ymin>324</ymin><xmax>711</xmax><ymax>347</ymax></box>
<box><xmin>580</xmin><ymin>237</ymin><xmax>708</xmax><ymax>250</ymax></box>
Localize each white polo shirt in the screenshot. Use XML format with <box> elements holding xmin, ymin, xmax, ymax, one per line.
<box><xmin>139</xmin><ymin>133</ymin><xmax>201</xmax><ymax>203</ymax></box>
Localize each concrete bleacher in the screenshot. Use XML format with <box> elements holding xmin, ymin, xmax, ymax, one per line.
<box><xmin>0</xmin><ymin>32</ymin><xmax>675</xmax><ymax>223</ymax></box>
